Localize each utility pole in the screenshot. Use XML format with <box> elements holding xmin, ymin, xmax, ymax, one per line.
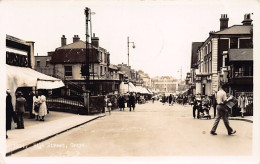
<box><xmin>84</xmin><ymin>7</ymin><xmax>91</xmax><ymax>114</ymax></box>
<box><xmin>85</xmin><ymin>7</ymin><xmax>90</xmax><ymax>90</ymax></box>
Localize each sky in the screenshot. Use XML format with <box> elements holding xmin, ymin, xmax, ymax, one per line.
<box><xmin>0</xmin><ymin>0</ymin><xmax>259</xmax><ymax>79</ymax></box>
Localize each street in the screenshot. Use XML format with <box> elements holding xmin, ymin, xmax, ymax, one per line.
<box><xmin>12</xmin><ymin>101</ymin><xmax>252</xmax><ymax>157</ymax></box>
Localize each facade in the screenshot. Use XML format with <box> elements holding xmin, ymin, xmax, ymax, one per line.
<box><xmin>138</xmin><ymin>70</ymin><xmax>151</xmax><ymax>88</ymax></box>
<box><xmin>36</xmin><ymin>34</ymin><xmax>122</xmax><ymax>95</ymax></box>
<box><xmin>193</xmin><ymin>14</ymin><xmax>253</xmax><ymax>96</ymax></box>
<box><xmin>151</xmin><ymin>76</ymin><xmax>178</xmax><ymax>93</ymax></box>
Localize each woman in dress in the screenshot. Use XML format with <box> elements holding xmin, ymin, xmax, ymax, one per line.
<box><xmin>38</xmin><ymin>94</ymin><xmax>48</xmax><ymax>121</ymax></box>
<box><xmin>32</xmin><ymin>93</ymin><xmax>40</xmax><ymax>120</ymax></box>
<box><xmin>238</xmin><ymin>92</ymin><xmax>248</xmax><ymax>118</ymax></box>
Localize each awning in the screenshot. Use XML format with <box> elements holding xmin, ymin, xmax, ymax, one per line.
<box><xmin>229</xmin><ymin>49</ymin><xmax>253</xmax><ymax>61</ymax></box>
<box><xmin>7</xmin><ymin>64</ymin><xmax>64</xmax><ymax>89</ymax></box>
<box><xmin>119</xmin><ymin>82</ymin><xmax>138</xmax><ymax>93</ymax></box>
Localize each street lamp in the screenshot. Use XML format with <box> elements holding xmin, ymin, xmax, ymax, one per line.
<box><xmin>127</xmin><ymin>36</ymin><xmax>135</xmax><ymax>92</ymax></box>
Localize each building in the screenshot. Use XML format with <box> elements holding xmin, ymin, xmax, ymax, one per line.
<box><xmin>193</xmin><ymin>13</ymin><xmax>253</xmax><ymax>96</ymax></box>
<box><xmin>151</xmin><ymin>76</ymin><xmax>179</xmax><ymax>93</ymax></box>
<box><xmin>186</xmin><ymin>42</ymin><xmax>203</xmax><ymax>95</ymax></box>
<box><xmin>6</xmin><ymin>35</ymin><xmax>64</xmax><ymax>106</ymax></box>
<box><xmin>36</xmin><ymin>34</ymin><xmax>121</xmax><ymax>95</ymax></box>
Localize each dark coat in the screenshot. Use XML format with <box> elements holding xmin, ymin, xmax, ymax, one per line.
<box><xmin>118</xmin><ymin>96</ymin><xmax>125</xmax><ymax>108</ymax></box>
<box><xmin>15</xmin><ymin>96</ymin><xmax>27</xmax><ymax>113</ymax></box>
<box><xmin>129</xmin><ymin>95</ymin><xmax>136</xmax><ymax>107</ymax></box>
<box><xmin>6</xmin><ymin>94</ymin><xmax>14</xmax><ymax>130</ymax></box>
<box><xmin>211</xmin><ymin>94</ymin><xmax>217</xmax><ymax>107</ymax></box>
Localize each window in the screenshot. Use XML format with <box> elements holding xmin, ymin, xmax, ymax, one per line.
<box><xmin>100</xmin><ymin>66</ymin><xmax>103</xmax><ymax>75</ymax></box>
<box><xmin>239</xmin><ymin>39</ymin><xmax>253</xmax><ymax>48</ymax></box>
<box><xmin>234</xmin><ymin>65</ymin><xmax>253</xmax><ymax>77</ymax></box>
<box><xmin>36</xmin><ymin>61</ymin><xmax>40</xmax><ymax>67</ymax></box>
<box><xmin>64</xmin><ymin>66</ymin><xmax>72</xmax><ymax>77</ymax></box>
<box><xmin>230</xmin><ymin>38</ymin><xmax>238</xmax><ymax>49</ymax></box>
<box><xmin>46</xmin><ymin>60</ymin><xmax>50</xmax><ymax>67</ymax></box>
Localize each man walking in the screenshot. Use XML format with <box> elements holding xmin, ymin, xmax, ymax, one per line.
<box><xmin>129</xmin><ymin>92</ymin><xmax>136</xmax><ymax>112</ymax></box>
<box><xmin>15</xmin><ymin>91</ymin><xmax>27</xmax><ymax>129</ymax></box>
<box><xmin>210</xmin><ymin>84</ymin><xmax>236</xmax><ymax>135</ymax></box>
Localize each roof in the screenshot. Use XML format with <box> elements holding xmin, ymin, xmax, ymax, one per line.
<box><xmin>108</xmin><ymin>64</ymin><xmax>118</xmax><ymax>70</ymax></box>
<box><xmin>229</xmin><ymin>49</ymin><xmax>253</xmax><ymax>61</ymax></box>
<box><xmin>51</xmin><ymin>48</ymin><xmax>100</xmax><ymax>64</ymax></box>
<box><xmin>214</xmin><ymin>25</ymin><xmax>252</xmax><ymax>35</ymax></box>
<box><xmin>6</xmin><ymin>34</ymin><xmax>31</xmax><ymax>45</ymax></box>
<box><xmin>57</xmin><ymin>40</ymin><xmax>87</xmax><ymax>49</ymax></box>
<box><xmin>191</xmin><ymin>42</ymin><xmax>203</xmax><ymax>68</ymax></box>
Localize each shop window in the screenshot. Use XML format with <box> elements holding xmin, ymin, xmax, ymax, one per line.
<box><xmin>64</xmin><ymin>66</ymin><xmax>72</xmax><ymax>77</ymax></box>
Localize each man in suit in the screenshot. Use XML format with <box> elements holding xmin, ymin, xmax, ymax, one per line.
<box><xmin>15</xmin><ymin>91</ymin><xmax>27</xmax><ymax>129</ymax></box>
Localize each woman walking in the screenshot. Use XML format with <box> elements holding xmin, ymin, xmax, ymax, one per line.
<box><xmin>238</xmin><ymin>92</ymin><xmax>248</xmax><ymax>118</ymax></box>
<box><xmin>38</xmin><ymin>94</ymin><xmax>48</xmax><ymax>121</ymax></box>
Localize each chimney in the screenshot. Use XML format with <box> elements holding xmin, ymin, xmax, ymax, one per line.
<box><xmin>73</xmin><ymin>35</ymin><xmax>80</xmax><ymax>43</ymax></box>
<box><xmin>61</xmin><ymin>35</ymin><xmax>66</xmax><ymax>47</ymax></box>
<box><xmin>91</xmin><ymin>33</ymin><xmax>99</xmax><ymax>48</ymax></box>
<box><xmin>220</xmin><ymin>14</ymin><xmax>229</xmax><ymax>31</ymax></box>
<box><xmin>242</xmin><ymin>13</ymin><xmax>253</xmax><ymax>25</ymax></box>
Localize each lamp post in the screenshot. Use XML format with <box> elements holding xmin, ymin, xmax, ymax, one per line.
<box><xmin>127</xmin><ymin>36</ymin><xmax>135</xmax><ymax>92</ymax></box>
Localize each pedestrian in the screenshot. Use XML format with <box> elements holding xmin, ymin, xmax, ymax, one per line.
<box><xmin>6</xmin><ymin>89</ymin><xmax>15</xmax><ymax>138</ymax></box>
<box><xmin>211</xmin><ymin>91</ymin><xmax>217</xmax><ymax>118</ymax></box>
<box><xmin>27</xmin><ymin>90</ymin><xmax>34</xmax><ymax>119</ymax></box>
<box><xmin>118</xmin><ymin>94</ymin><xmax>125</xmax><ymax>111</ymax></box>
<box><xmin>38</xmin><ymin>93</ymin><xmax>48</xmax><ymax>121</ymax></box>
<box><xmin>15</xmin><ymin>91</ymin><xmax>27</xmax><ymax>129</ymax></box>
<box><xmin>238</xmin><ymin>92</ymin><xmax>248</xmax><ymax>118</ymax></box>
<box><xmin>168</xmin><ymin>94</ymin><xmax>173</xmax><ymax>106</ymax></box>
<box><xmin>33</xmin><ymin>93</ymin><xmax>40</xmax><ymax>120</ymax></box>
<box><xmin>129</xmin><ymin>92</ymin><xmax>136</xmax><ymax>112</ymax></box>
<box><xmin>104</xmin><ymin>95</ymin><xmax>112</xmax><ymax>115</ymax></box>
<box><xmin>193</xmin><ymin>94</ymin><xmax>200</xmax><ymax>119</ymax></box>
<box><xmin>210</xmin><ymin>84</ymin><xmax>236</xmax><ymax>135</ymax></box>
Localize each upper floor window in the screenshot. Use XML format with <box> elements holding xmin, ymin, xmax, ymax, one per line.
<box><xmin>230</xmin><ymin>37</ymin><xmax>238</xmax><ymax>49</ymax></box>
<box><xmin>64</xmin><ymin>66</ymin><xmax>72</xmax><ymax>77</ymax></box>
<box><xmin>46</xmin><ymin>60</ymin><xmax>50</xmax><ymax>67</ymax></box>
<box><xmin>36</xmin><ymin>61</ymin><xmax>40</xmax><ymax>67</ymax></box>
<box><xmin>100</xmin><ymin>66</ymin><xmax>103</xmax><ymax>75</ymax></box>
<box><xmin>104</xmin><ymin>54</ymin><xmax>107</xmax><ymax>63</ymax></box>
<box><xmin>239</xmin><ymin>39</ymin><xmax>253</xmax><ymax>48</ymax></box>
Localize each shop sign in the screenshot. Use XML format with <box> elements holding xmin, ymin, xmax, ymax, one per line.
<box><xmin>6</xmin><ymin>51</ymin><xmax>28</xmax><ymax>67</ymax></box>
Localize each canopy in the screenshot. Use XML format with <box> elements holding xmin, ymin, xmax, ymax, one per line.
<box><xmin>135</xmin><ymin>86</ymin><xmax>150</xmax><ymax>94</ymax></box>
<box><xmin>119</xmin><ymin>82</ymin><xmax>137</xmax><ymax>93</ymax></box>
<box><xmin>6</xmin><ymin>64</ymin><xmax>65</xmax><ymax>105</ymax></box>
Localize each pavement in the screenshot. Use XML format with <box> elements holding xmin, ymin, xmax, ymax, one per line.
<box><xmin>5</xmin><ymin>101</ymin><xmax>253</xmax><ymax>157</ymax></box>
<box><xmin>6</xmin><ymin>110</ymin><xmax>106</xmax><ymax>156</ymax></box>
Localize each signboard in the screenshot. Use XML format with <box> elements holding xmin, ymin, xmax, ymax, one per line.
<box><xmin>6</xmin><ymin>51</ymin><xmax>28</xmax><ymax>67</ymax></box>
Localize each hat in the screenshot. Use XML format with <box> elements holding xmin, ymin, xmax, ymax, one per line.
<box><xmin>16</xmin><ymin>91</ymin><xmax>23</xmax><ymax>96</ymax></box>
<box><xmin>6</xmin><ymin>89</ymin><xmax>11</xmax><ymax>94</ymax></box>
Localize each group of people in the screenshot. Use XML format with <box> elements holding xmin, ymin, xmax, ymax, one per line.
<box><xmin>104</xmin><ymin>92</ymin><xmax>137</xmax><ymax>114</ymax></box>
<box><xmin>191</xmin><ymin>84</ymin><xmax>249</xmax><ymax>136</ymax></box>
<box><xmin>6</xmin><ymin>89</ymin><xmax>48</xmax><ymax>138</ymax></box>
